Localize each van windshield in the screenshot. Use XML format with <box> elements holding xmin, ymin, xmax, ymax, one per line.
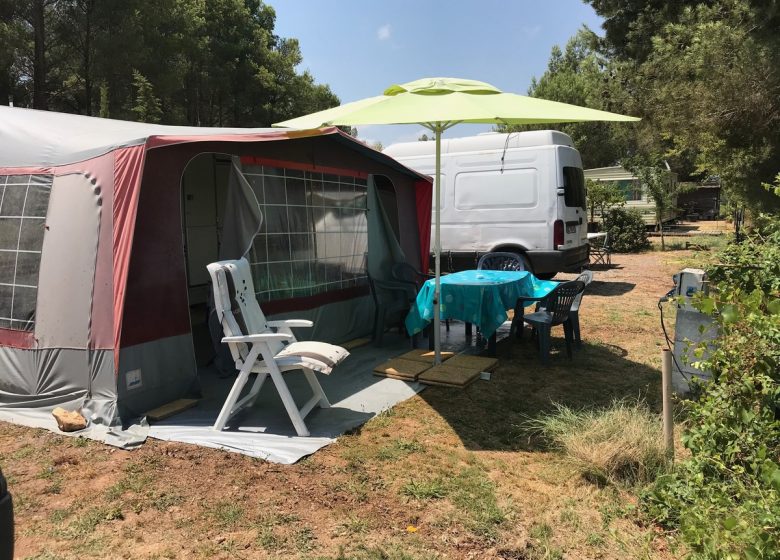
<box><xmin>563</xmin><ymin>166</ymin><xmax>586</xmax><ymax>210</ymax></box>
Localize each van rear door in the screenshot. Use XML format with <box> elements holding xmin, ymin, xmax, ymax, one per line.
<box><xmin>559</xmin><ymin>159</ymin><xmax>587</xmax><ymax>250</ymax></box>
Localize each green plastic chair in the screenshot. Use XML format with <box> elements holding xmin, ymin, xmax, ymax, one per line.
<box><xmin>523</xmin><ymin>280</ymin><xmax>585</xmax><ymax>365</ymax></box>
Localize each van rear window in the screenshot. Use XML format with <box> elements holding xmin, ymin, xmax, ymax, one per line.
<box><xmin>563</xmin><ymin>167</ymin><xmax>586</xmax><ymax>210</ymax></box>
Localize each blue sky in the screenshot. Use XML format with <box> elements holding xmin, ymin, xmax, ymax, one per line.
<box><xmin>271</xmin><ymin>0</ymin><xmax>603</xmax><ymax>147</ymax></box>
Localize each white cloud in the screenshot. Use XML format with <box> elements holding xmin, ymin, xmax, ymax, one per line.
<box><xmin>377</xmin><ymin>24</ymin><xmax>391</xmax><ymax>41</ymax></box>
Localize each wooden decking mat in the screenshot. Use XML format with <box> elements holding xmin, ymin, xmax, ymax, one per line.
<box><xmin>341</xmin><ymin>337</ymin><xmax>371</xmax><ymax>350</ymax></box>
<box><xmin>373</xmin><ymin>358</ymin><xmax>432</xmax><ymax>381</ymax></box>
<box><xmin>145</xmin><ymin>398</ymin><xmax>199</xmax><ymax>421</ymax></box>
<box><xmin>446</xmin><ymin>354</ymin><xmax>499</xmax><ymax>372</ymax></box>
<box><xmin>397</xmin><ymin>349</ymin><xmax>455</xmax><ymax>364</ymax></box>
<box><xmin>418</xmin><ymin>364</ymin><xmax>481</xmax><ymax>388</ymax></box>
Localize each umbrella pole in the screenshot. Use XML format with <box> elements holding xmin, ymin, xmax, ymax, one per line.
<box><xmin>433</xmin><ymin>125</ymin><xmax>443</xmax><ymax>364</ymax></box>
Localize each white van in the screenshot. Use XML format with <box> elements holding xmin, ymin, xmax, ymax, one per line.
<box><xmin>383</xmin><ymin>131</ymin><xmax>589</xmax><ymax>277</ymax></box>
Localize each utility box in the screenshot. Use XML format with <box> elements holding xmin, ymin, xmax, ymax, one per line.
<box><xmin>673</xmin><ymin>268</ymin><xmax>707</xmax><ymax>311</ymax></box>
<box><xmin>672</xmin><ymin>268</ymin><xmax>717</xmax><ymax>393</ymax></box>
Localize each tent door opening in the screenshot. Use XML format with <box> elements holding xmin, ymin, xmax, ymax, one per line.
<box><xmin>181</xmin><ymin>153</ymin><xmax>231</xmax><ymax>367</ymax></box>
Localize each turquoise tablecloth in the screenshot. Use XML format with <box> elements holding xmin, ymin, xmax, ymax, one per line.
<box><xmin>405</xmin><ymin>270</ymin><xmax>559</xmax><ymax>339</ymax></box>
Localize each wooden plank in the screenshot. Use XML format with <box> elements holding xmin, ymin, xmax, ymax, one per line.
<box><xmin>446</xmin><ymin>354</ymin><xmax>498</xmax><ymax>372</ymax></box>
<box><xmin>145</xmin><ymin>398</ymin><xmax>199</xmax><ymax>421</ymax></box>
<box><xmin>397</xmin><ymin>349</ymin><xmax>455</xmax><ymax>364</ymax></box>
<box><xmin>373</xmin><ymin>358</ymin><xmax>431</xmax><ymax>381</ymax></box>
<box><xmin>418</xmin><ymin>364</ymin><xmax>481</xmax><ymax>388</ymax></box>
<box><xmin>341</xmin><ymin>337</ymin><xmax>371</xmax><ymax>350</ymax></box>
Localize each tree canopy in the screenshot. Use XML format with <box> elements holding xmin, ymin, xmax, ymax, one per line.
<box><xmin>510</xmin><ymin>0</ymin><xmax>780</xmax><ymax>211</ymax></box>
<box><xmin>586</xmin><ymin>0</ymin><xmax>780</xmax><ymax>210</ymax></box>
<box><xmin>498</xmin><ymin>28</ymin><xmax>638</xmax><ymax>169</ymax></box>
<box><xmin>0</xmin><ymin>0</ymin><xmax>339</xmax><ymax>127</ymax></box>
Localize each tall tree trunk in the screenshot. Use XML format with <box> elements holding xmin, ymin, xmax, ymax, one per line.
<box><xmin>83</xmin><ymin>0</ymin><xmax>94</xmax><ymax>115</ymax></box>
<box><xmin>31</xmin><ymin>0</ymin><xmax>48</xmax><ymax>109</ymax></box>
<box><xmin>0</xmin><ymin>62</ymin><xmax>11</xmax><ymax>106</ymax></box>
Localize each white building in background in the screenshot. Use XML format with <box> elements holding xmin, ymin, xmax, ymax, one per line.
<box><xmin>584</xmin><ymin>165</ymin><xmax>679</xmax><ymax>226</ymax></box>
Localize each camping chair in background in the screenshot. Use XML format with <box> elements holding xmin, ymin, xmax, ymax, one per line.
<box><xmin>567</xmin><ymin>270</ymin><xmax>593</xmax><ymax>345</ymax></box>
<box><xmin>523</xmin><ymin>280</ymin><xmax>585</xmax><ymax>365</ymax></box>
<box><xmin>208</xmin><ymin>258</ymin><xmax>349</xmax><ymax>437</ymax></box>
<box><xmin>368</xmin><ymin>274</ymin><xmax>418</xmax><ymax>347</ymax></box>
<box><xmin>392</xmin><ymin>261</ymin><xmax>450</xmax><ymax>332</ymax></box>
<box><xmin>590</xmin><ymin>233</ymin><xmax>612</xmax><ymax>267</ymax></box>
<box><xmin>477</xmin><ymin>251</ymin><xmax>526</xmax><ymax>271</ymax></box>
<box><xmin>392</xmin><ymin>262</ymin><xmax>432</xmax><ymax>290</ymax></box>
<box><xmin>478</xmin><ymin>252</ymin><xmax>526</xmax><ymax>338</ymax></box>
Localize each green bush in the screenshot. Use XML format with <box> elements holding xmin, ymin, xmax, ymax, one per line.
<box><xmin>642</xmin><ymin>216</ymin><xmax>780</xmax><ymax>559</ymax></box>
<box><xmin>602</xmin><ymin>207</ymin><xmax>650</xmax><ymax>253</ymax></box>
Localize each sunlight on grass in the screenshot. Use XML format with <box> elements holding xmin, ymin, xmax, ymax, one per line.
<box><xmin>528</xmin><ymin>399</ymin><xmax>669</xmax><ymax>486</ymax></box>
<box><xmin>208</xmin><ymin>500</ymin><xmax>245</xmax><ymax>528</ymax></box>
<box><xmin>449</xmin><ymin>467</ymin><xmax>506</xmax><ymax>538</ymax></box>
<box><xmin>401</xmin><ymin>478</ymin><xmax>447</xmax><ymax>500</ymax></box>
<box><xmin>376</xmin><ymin>438</ymin><xmax>425</xmax><ymax>461</ymax></box>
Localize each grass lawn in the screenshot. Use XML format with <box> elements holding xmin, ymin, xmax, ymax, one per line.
<box><xmin>0</xmin><ymin>248</ymin><xmax>710</xmax><ymax>560</ymax></box>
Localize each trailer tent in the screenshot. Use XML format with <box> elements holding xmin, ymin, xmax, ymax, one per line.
<box><xmin>0</xmin><ymin>106</ymin><xmax>432</xmax><ymax>443</ymax></box>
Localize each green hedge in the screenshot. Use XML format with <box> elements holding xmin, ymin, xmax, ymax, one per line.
<box><xmin>603</xmin><ymin>207</ymin><xmax>651</xmax><ymax>253</ymax></box>
<box><xmin>642</xmin><ymin>218</ymin><xmax>780</xmax><ymax>559</ymax></box>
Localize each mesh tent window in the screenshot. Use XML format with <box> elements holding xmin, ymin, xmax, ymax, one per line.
<box><xmin>0</xmin><ymin>174</ymin><xmax>52</xmax><ymax>331</ymax></box>
<box><xmin>241</xmin><ymin>163</ymin><xmax>369</xmax><ymax>303</ymax></box>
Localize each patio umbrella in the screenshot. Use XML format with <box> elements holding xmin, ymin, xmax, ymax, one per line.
<box><xmin>274</xmin><ymin>77</ymin><xmax>639</xmax><ymax>363</ymax></box>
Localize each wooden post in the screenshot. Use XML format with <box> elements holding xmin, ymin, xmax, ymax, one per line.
<box><xmin>661</xmin><ymin>348</ymin><xmax>674</xmax><ymax>460</ymax></box>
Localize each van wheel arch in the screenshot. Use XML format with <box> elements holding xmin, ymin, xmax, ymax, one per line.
<box><xmin>489</xmin><ymin>246</ymin><xmax>532</xmax><ymax>273</ymax></box>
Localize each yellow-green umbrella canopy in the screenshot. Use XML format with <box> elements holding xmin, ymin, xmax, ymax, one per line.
<box><xmin>275</xmin><ymin>77</ymin><xmax>638</xmax><ymax>128</ymax></box>
<box><xmin>274</xmin><ymin>77</ymin><xmax>639</xmax><ymax>363</ymax></box>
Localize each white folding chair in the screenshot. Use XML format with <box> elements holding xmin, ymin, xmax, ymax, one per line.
<box><xmin>207</xmin><ymin>258</ymin><xmax>349</xmax><ymax>436</ymax></box>
<box><xmin>590</xmin><ymin>233</ymin><xmax>612</xmax><ymax>267</ymax></box>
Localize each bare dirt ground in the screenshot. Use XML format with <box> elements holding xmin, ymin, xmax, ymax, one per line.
<box><xmin>1</xmin><ymin>248</ymin><xmax>703</xmax><ymax>560</ymax></box>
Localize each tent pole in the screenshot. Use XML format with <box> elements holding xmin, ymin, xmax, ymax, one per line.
<box><xmin>433</xmin><ymin>124</ymin><xmax>443</xmax><ymax>364</ymax></box>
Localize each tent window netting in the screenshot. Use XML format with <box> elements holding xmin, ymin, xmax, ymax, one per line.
<box><xmin>242</xmin><ymin>163</ymin><xmax>369</xmax><ymax>302</ymax></box>
<box><xmin>0</xmin><ymin>174</ymin><xmax>52</xmax><ymax>331</ymax></box>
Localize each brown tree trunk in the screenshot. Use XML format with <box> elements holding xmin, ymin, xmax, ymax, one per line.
<box><xmin>0</xmin><ymin>62</ymin><xmax>11</xmax><ymax>106</ymax></box>
<box><xmin>83</xmin><ymin>0</ymin><xmax>94</xmax><ymax>115</ymax></box>
<box><xmin>31</xmin><ymin>0</ymin><xmax>48</xmax><ymax>109</ymax></box>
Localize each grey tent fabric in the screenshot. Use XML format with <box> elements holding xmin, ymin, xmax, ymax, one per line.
<box><xmin>219</xmin><ymin>158</ymin><xmax>264</xmax><ymax>260</ymax></box>
<box><xmin>0</xmin><ymin>107</ymin><xmax>432</xmax><ymax>459</ymax></box>
<box><xmin>0</xmin><ymin>105</ymin><xmax>275</xmax><ymax>168</ymax></box>
<box><xmin>35</xmin><ymin>173</ymin><xmax>102</xmax><ymax>348</ymax></box>
<box><xmin>367</xmin><ymin>175</ymin><xmax>406</xmax><ymax>281</ymax></box>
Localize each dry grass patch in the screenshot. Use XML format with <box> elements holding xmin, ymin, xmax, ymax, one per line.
<box><xmin>529</xmin><ymin>399</ymin><xmax>670</xmax><ymax>486</ymax></box>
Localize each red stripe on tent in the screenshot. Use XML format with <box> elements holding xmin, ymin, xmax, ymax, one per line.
<box><xmin>261</xmin><ymin>285</ymin><xmax>370</xmax><ymax>316</ymax></box>
<box><xmin>239</xmin><ymin>156</ymin><xmax>369</xmax><ymax>179</ymax></box>
<box><xmin>414</xmin><ymin>180</ymin><xmax>433</xmax><ymax>273</ymax></box>
<box><xmin>0</xmin><ymin>167</ymin><xmax>54</xmax><ymax>175</ymax></box>
<box><xmin>0</xmin><ymin>328</ymin><xmax>34</xmax><ymax>348</ymax></box>
<box><xmin>112</xmin><ymin>145</ymin><xmax>147</xmax><ymax>369</ymax></box>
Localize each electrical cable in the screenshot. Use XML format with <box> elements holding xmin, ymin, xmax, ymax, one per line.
<box><xmin>658</xmin><ymin>297</ymin><xmax>692</xmax><ymax>383</ymax></box>
<box><xmin>499</xmin><ymin>132</ymin><xmax>514</xmax><ymax>174</ymax></box>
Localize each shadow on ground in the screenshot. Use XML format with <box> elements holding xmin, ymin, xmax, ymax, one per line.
<box><xmin>588</xmin><ymin>263</ymin><xmax>624</xmax><ymax>272</ymax></box>
<box><xmin>587</xmin><ymin>279</ymin><xmax>635</xmax><ymax>296</ymax></box>
<box><xmin>416</xmin><ymin>332</ymin><xmax>662</xmax><ymax>453</ymax></box>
